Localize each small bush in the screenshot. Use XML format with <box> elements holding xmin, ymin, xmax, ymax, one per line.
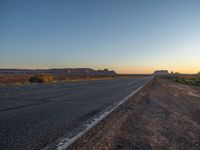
<box><xmin>168</xmin><ymin>76</ymin><xmax>200</xmax><ymax>86</ymax></box>
<box><xmin>29</xmin><ymin>74</ymin><xmax>54</xmax><ymax>83</ymax></box>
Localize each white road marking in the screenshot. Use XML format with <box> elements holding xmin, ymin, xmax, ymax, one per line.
<box><xmin>56</xmin><ymin>80</ymin><xmax>150</xmax><ymax>150</ymax></box>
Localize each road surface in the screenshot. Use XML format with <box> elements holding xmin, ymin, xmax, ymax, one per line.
<box><xmin>0</xmin><ymin>77</ymin><xmax>151</xmax><ymax>150</ymax></box>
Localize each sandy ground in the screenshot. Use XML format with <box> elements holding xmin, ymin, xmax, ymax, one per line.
<box><xmin>69</xmin><ymin>78</ymin><xmax>200</xmax><ymax>150</ymax></box>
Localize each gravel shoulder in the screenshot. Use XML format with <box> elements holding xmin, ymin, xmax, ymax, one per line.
<box><xmin>69</xmin><ymin>78</ymin><xmax>200</xmax><ymax>150</ymax></box>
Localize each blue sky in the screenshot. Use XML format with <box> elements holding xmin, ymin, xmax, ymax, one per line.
<box><xmin>1</xmin><ymin>0</ymin><xmax>200</xmax><ymax>73</ymax></box>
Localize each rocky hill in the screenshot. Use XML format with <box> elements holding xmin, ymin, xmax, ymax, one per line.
<box><xmin>0</xmin><ymin>68</ymin><xmax>116</xmax><ymax>76</ymax></box>
<box><xmin>153</xmin><ymin>70</ymin><xmax>169</xmax><ymax>75</ymax></box>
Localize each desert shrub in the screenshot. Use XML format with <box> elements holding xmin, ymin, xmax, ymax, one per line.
<box><xmin>29</xmin><ymin>74</ymin><xmax>54</xmax><ymax>83</ymax></box>
<box><xmin>168</xmin><ymin>76</ymin><xmax>200</xmax><ymax>86</ymax></box>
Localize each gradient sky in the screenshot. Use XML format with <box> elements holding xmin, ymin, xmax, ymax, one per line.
<box><xmin>1</xmin><ymin>0</ymin><xmax>200</xmax><ymax>74</ymax></box>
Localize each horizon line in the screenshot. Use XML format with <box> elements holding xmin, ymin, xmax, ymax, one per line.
<box><xmin>0</xmin><ymin>67</ymin><xmax>199</xmax><ymax>75</ymax></box>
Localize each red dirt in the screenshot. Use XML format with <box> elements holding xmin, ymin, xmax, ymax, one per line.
<box><xmin>111</xmin><ymin>78</ymin><xmax>200</xmax><ymax>150</ymax></box>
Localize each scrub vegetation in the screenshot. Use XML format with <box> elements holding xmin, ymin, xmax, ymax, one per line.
<box><xmin>29</xmin><ymin>74</ymin><xmax>54</xmax><ymax>83</ymax></box>
<box><xmin>166</xmin><ymin>76</ymin><xmax>200</xmax><ymax>86</ymax></box>
<box><xmin>0</xmin><ymin>74</ymin><xmax>148</xmax><ymax>85</ymax></box>
<box><xmin>0</xmin><ymin>74</ymin><xmax>118</xmax><ymax>85</ymax></box>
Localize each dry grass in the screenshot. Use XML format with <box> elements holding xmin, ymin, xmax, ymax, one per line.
<box><xmin>164</xmin><ymin>76</ymin><xmax>200</xmax><ymax>86</ymax></box>
<box><xmin>0</xmin><ymin>74</ymin><xmax>31</xmax><ymax>85</ymax></box>
<box><xmin>54</xmin><ymin>75</ymin><xmax>117</xmax><ymax>82</ymax></box>
<box><xmin>29</xmin><ymin>74</ymin><xmax>54</xmax><ymax>83</ymax></box>
<box><xmin>0</xmin><ymin>74</ymin><xmax>118</xmax><ymax>85</ymax></box>
<box><xmin>0</xmin><ymin>74</ymin><xmax>147</xmax><ymax>85</ymax></box>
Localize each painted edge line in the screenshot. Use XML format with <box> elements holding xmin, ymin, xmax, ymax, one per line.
<box><xmin>56</xmin><ymin>79</ymin><xmax>151</xmax><ymax>150</ymax></box>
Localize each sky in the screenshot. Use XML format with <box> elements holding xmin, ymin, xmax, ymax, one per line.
<box><xmin>1</xmin><ymin>0</ymin><xmax>200</xmax><ymax>74</ymax></box>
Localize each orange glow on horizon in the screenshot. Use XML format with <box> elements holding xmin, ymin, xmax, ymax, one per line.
<box><xmin>113</xmin><ymin>65</ymin><xmax>200</xmax><ymax>74</ymax></box>
<box><xmin>115</xmin><ymin>69</ymin><xmax>199</xmax><ymax>74</ymax></box>
<box><xmin>0</xmin><ymin>65</ymin><xmax>199</xmax><ymax>74</ymax></box>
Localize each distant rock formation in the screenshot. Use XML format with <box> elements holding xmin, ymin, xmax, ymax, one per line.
<box><xmin>153</xmin><ymin>70</ymin><xmax>169</xmax><ymax>75</ymax></box>
<box><xmin>0</xmin><ymin>68</ymin><xmax>117</xmax><ymax>76</ymax></box>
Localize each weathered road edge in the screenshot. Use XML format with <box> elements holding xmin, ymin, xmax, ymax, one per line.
<box><xmin>60</xmin><ymin>78</ymin><xmax>154</xmax><ymax>150</ymax></box>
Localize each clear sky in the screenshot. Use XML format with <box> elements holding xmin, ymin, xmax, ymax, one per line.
<box><xmin>1</xmin><ymin>0</ymin><xmax>200</xmax><ymax>74</ymax></box>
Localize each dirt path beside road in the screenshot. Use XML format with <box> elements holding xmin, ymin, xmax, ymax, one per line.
<box><xmin>111</xmin><ymin>78</ymin><xmax>200</xmax><ymax>150</ymax></box>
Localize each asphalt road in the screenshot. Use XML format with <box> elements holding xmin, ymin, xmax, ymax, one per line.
<box><xmin>0</xmin><ymin>77</ymin><xmax>151</xmax><ymax>150</ymax></box>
